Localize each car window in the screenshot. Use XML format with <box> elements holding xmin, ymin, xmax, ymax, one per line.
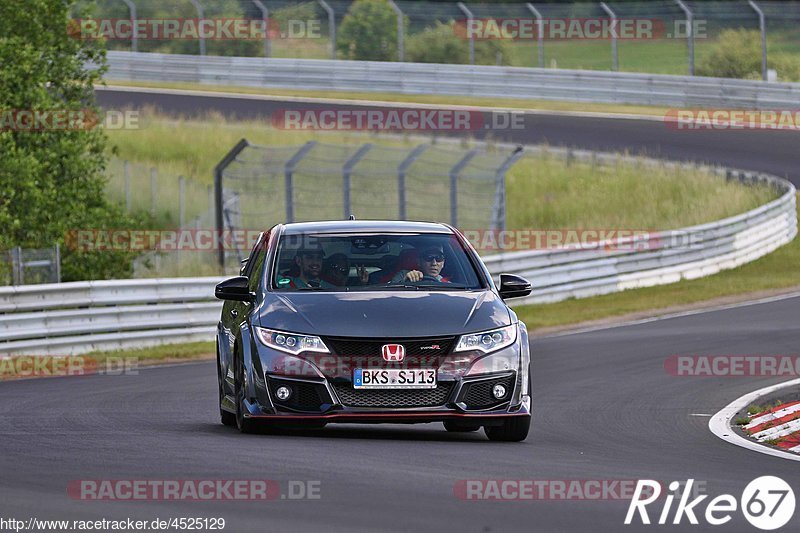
<box><xmin>270</xmin><ymin>232</ymin><xmax>485</xmax><ymax>291</ymax></box>
<box><xmin>244</xmin><ymin>231</ymin><xmax>270</xmax><ymax>292</ymax></box>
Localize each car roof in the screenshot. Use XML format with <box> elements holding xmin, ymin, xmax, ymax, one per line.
<box><xmin>280</xmin><ymin>220</ymin><xmax>454</xmax><ymax>235</ymax></box>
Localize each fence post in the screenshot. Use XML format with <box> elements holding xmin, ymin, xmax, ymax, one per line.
<box><xmin>11</xmin><ymin>247</ymin><xmax>22</xmax><ymax>286</ymax></box>
<box><xmin>124</xmin><ymin>160</ymin><xmax>131</xmax><ymax>212</ymax></box>
<box><xmin>54</xmin><ymin>243</ymin><xmax>61</xmax><ymax>283</ymax></box>
<box><xmin>342</xmin><ymin>144</ymin><xmax>373</xmax><ymax>219</ymax></box>
<box><xmin>150</xmin><ymin>168</ymin><xmax>157</xmax><ymax>217</ymax></box>
<box><xmin>285</xmin><ymin>141</ymin><xmax>318</xmax><ymax>224</ymax></box>
<box><xmin>208</xmin><ymin>185</ymin><xmax>214</xmax><ymax>219</ymax></box>
<box><xmin>252</xmin><ymin>0</ymin><xmax>271</xmax><ymax>58</ymax></box>
<box><xmin>318</xmin><ymin>0</ymin><xmax>336</xmax><ymax>60</ymax></box>
<box><xmin>179</xmin><ymin>176</ymin><xmax>186</xmax><ymax>227</ymax></box>
<box><xmin>121</xmin><ymin>0</ymin><xmax>138</xmax><ymax>52</ymax></box>
<box><xmin>675</xmin><ymin>0</ymin><xmax>694</xmax><ymax>75</ymax></box>
<box><xmin>449</xmin><ymin>149</ymin><xmax>479</xmax><ymax>227</ymax></box>
<box><xmin>600</xmin><ymin>2</ymin><xmax>618</xmax><ymax>71</ymax></box>
<box><xmin>214</xmin><ymin>139</ymin><xmax>250</xmax><ymax>269</ymax></box>
<box><xmin>397</xmin><ymin>144</ymin><xmax>428</xmax><ymax>220</ymax></box>
<box><xmin>526</xmin><ymin>3</ymin><xmax>544</xmax><ymax>68</ymax></box>
<box><xmin>388</xmin><ymin>0</ymin><xmax>404</xmax><ymax>62</ymax></box>
<box><xmin>749</xmin><ymin>1</ymin><xmax>767</xmax><ymax>81</ymax></box>
<box><xmin>457</xmin><ymin>3</ymin><xmax>475</xmax><ymax>65</ymax></box>
<box><xmin>189</xmin><ymin>0</ymin><xmax>206</xmax><ymax>56</ymax></box>
<box><xmin>492</xmin><ymin>146</ymin><xmax>524</xmax><ymax>231</ymax></box>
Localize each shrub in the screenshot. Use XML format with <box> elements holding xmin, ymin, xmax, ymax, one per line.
<box><xmin>406</xmin><ymin>21</ymin><xmax>510</xmax><ymax>65</ymax></box>
<box><xmin>337</xmin><ymin>0</ymin><xmax>397</xmax><ymax>61</ymax></box>
<box><xmin>697</xmin><ymin>28</ymin><xmax>800</xmax><ymax>82</ymax></box>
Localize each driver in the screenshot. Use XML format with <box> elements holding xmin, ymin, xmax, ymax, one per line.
<box><xmin>393</xmin><ymin>244</ymin><xmax>449</xmax><ymax>283</ymax></box>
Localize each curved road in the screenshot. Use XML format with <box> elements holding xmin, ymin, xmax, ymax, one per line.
<box><xmin>2</xmin><ymin>89</ymin><xmax>798</xmax><ymax>532</ymax></box>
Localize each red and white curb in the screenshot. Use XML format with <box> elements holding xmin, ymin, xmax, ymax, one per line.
<box><xmin>744</xmin><ymin>401</ymin><xmax>800</xmax><ymax>453</ymax></box>
<box><xmin>709</xmin><ymin>378</ymin><xmax>800</xmax><ymax>462</ymax></box>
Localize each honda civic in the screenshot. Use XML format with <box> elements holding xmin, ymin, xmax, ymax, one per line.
<box><xmin>215</xmin><ymin>220</ymin><xmax>532</xmax><ymax>441</ymax></box>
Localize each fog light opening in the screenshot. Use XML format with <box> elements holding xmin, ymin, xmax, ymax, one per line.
<box><xmin>492</xmin><ymin>384</ymin><xmax>507</xmax><ymax>399</ymax></box>
<box><xmin>275</xmin><ymin>386</ymin><xmax>292</xmax><ymax>401</ymax></box>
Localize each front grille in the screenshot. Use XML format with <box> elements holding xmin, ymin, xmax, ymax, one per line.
<box><xmin>332</xmin><ymin>381</ymin><xmax>455</xmax><ymax>408</ymax></box>
<box><xmin>460</xmin><ymin>375</ymin><xmax>515</xmax><ymax>410</ymax></box>
<box><xmin>268</xmin><ymin>377</ymin><xmax>329</xmax><ymax>412</ymax></box>
<box><xmin>324</xmin><ymin>336</ymin><xmax>456</xmax><ymax>358</ymax></box>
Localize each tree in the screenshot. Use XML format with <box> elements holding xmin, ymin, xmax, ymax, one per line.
<box><xmin>0</xmin><ymin>0</ymin><xmax>139</xmax><ymax>281</ymax></box>
<box><xmin>337</xmin><ymin>0</ymin><xmax>397</xmax><ymax>61</ymax></box>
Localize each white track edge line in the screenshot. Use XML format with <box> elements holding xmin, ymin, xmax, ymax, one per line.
<box><xmin>709</xmin><ymin>377</ymin><xmax>800</xmax><ymax>462</ymax></box>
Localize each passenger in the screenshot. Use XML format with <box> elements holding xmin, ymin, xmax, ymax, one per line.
<box><xmin>323</xmin><ymin>253</ymin><xmax>369</xmax><ymax>286</ymax></box>
<box><xmin>393</xmin><ymin>244</ymin><xmax>450</xmax><ymax>283</ymax></box>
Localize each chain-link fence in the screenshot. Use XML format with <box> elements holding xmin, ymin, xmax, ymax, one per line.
<box><xmin>74</xmin><ymin>0</ymin><xmax>800</xmax><ymax>79</ymax></box>
<box><xmin>0</xmin><ymin>246</ymin><xmax>61</xmax><ymax>286</ymax></box>
<box><xmin>216</xmin><ymin>140</ymin><xmax>522</xmax><ymax>270</ymax></box>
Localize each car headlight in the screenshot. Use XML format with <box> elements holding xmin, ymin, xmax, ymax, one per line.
<box><xmin>255</xmin><ymin>327</ymin><xmax>329</xmax><ymax>355</ymax></box>
<box><xmin>454</xmin><ymin>324</ymin><xmax>516</xmax><ymax>354</ymax></box>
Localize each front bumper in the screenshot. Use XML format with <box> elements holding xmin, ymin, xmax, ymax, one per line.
<box><xmin>242</xmin><ymin>371</ymin><xmax>530</xmax><ymax>425</ymax></box>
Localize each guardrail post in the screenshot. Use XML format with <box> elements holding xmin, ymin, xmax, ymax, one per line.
<box><xmin>214</xmin><ymin>139</ymin><xmax>249</xmax><ymax>269</ymax></box>
<box><xmin>526</xmin><ymin>3</ymin><xmax>544</xmax><ymax>68</ymax></box>
<box><xmin>600</xmin><ymin>2</ymin><xmax>618</xmax><ymax>71</ymax></box>
<box><xmin>457</xmin><ymin>3</ymin><xmax>475</xmax><ymax>65</ymax></box>
<box><xmin>11</xmin><ymin>247</ymin><xmax>22</xmax><ymax>286</ymax></box>
<box><xmin>749</xmin><ymin>1</ymin><xmax>767</xmax><ymax>81</ymax></box>
<box><xmin>120</xmin><ymin>0</ymin><xmax>137</xmax><ymax>52</ymax></box>
<box><xmin>449</xmin><ymin>149</ymin><xmax>479</xmax><ymax>227</ymax></box>
<box><xmin>388</xmin><ymin>0</ymin><xmax>404</xmax><ymax>62</ymax></box>
<box><xmin>318</xmin><ymin>0</ymin><xmax>336</xmax><ymax>60</ymax></box>
<box><xmin>251</xmin><ymin>0</ymin><xmax>271</xmax><ymax>58</ymax></box>
<box><xmin>492</xmin><ymin>146</ymin><xmax>523</xmax><ymax>231</ymax></box>
<box><xmin>285</xmin><ymin>141</ymin><xmax>317</xmax><ymax>224</ymax></box>
<box><xmin>675</xmin><ymin>0</ymin><xmax>694</xmax><ymax>75</ymax></box>
<box><xmin>397</xmin><ymin>144</ymin><xmax>427</xmax><ymax>220</ymax></box>
<box><xmin>189</xmin><ymin>0</ymin><xmax>206</xmax><ymax>56</ymax></box>
<box><xmin>342</xmin><ymin>144</ymin><xmax>373</xmax><ymax>219</ymax></box>
<box><xmin>54</xmin><ymin>244</ymin><xmax>61</xmax><ymax>283</ymax></box>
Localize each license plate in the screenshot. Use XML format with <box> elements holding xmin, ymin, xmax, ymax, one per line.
<box><xmin>353</xmin><ymin>368</ymin><xmax>437</xmax><ymax>389</ymax></box>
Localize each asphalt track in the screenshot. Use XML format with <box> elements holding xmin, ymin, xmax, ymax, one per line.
<box><xmin>1</xmin><ymin>89</ymin><xmax>798</xmax><ymax>532</ymax></box>
<box><xmin>96</xmin><ymin>88</ymin><xmax>800</xmax><ymax>183</ymax></box>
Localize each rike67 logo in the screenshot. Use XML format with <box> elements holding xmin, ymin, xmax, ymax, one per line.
<box><xmin>625</xmin><ymin>477</ymin><xmax>795</xmax><ymax>530</ymax></box>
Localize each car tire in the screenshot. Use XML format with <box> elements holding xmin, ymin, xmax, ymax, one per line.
<box><xmin>484</xmin><ymin>416</ymin><xmax>531</xmax><ymax>442</ymax></box>
<box><xmin>234</xmin><ymin>354</ymin><xmax>259</xmax><ymax>434</ymax></box>
<box><xmin>443</xmin><ymin>421</ymin><xmax>480</xmax><ymax>432</ymax></box>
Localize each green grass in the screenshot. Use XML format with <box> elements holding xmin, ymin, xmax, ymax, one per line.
<box><xmin>86</xmin><ymin>341</ymin><xmax>215</xmax><ymax>366</ymax></box>
<box><xmin>104</xmin><ymin>80</ymin><xmax>673</xmax><ymax>117</ymax></box>
<box><xmin>106</xmin><ymin>111</ymin><xmax>776</xmax><ymax>234</ymax></box>
<box><xmin>513</xmin><ymin>204</ymin><xmax>799</xmax><ymax>330</ymax></box>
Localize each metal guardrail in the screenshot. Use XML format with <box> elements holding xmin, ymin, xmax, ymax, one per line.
<box><xmin>105</xmin><ymin>51</ymin><xmax>800</xmax><ymax>109</ymax></box>
<box><xmin>0</xmin><ymin>152</ymin><xmax>794</xmax><ymax>356</ymax></box>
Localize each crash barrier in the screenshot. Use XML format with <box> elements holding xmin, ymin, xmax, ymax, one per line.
<box><xmin>105</xmin><ymin>51</ymin><xmax>800</xmax><ymax>109</ymax></box>
<box><xmin>0</xmin><ymin>150</ymin><xmax>794</xmax><ymax>355</ymax></box>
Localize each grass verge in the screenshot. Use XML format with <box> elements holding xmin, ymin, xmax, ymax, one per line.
<box><xmin>104</xmin><ymin>80</ymin><xmax>672</xmax><ymax>117</ymax></box>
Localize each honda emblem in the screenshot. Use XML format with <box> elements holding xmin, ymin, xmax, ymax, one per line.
<box><xmin>382</xmin><ymin>344</ymin><xmax>405</xmax><ymax>362</ymax></box>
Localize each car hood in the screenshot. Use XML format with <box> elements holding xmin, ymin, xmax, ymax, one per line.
<box><xmin>256</xmin><ymin>290</ymin><xmax>511</xmax><ymax>337</ymax></box>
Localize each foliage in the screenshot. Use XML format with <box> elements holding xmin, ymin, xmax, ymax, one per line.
<box><xmin>337</xmin><ymin>0</ymin><xmax>397</xmax><ymax>61</ymax></box>
<box><xmin>697</xmin><ymin>29</ymin><xmax>800</xmax><ymax>81</ymax></box>
<box><xmin>0</xmin><ymin>0</ymin><xmax>142</xmax><ymax>281</ymax></box>
<box><xmin>406</xmin><ymin>21</ymin><xmax>509</xmax><ymax>65</ymax></box>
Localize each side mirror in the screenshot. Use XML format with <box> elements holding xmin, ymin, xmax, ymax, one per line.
<box><xmin>215</xmin><ymin>276</ymin><xmax>254</xmax><ymax>302</ymax></box>
<box><xmin>498</xmin><ymin>274</ymin><xmax>532</xmax><ymax>300</ymax></box>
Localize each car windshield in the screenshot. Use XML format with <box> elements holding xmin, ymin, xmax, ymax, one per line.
<box><xmin>270</xmin><ymin>232</ymin><xmax>485</xmax><ymax>291</ymax></box>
